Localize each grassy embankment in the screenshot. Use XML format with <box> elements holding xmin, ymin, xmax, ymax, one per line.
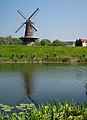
<box><xmin>0</xmin><ymin>46</ymin><xmax>87</xmax><ymax>63</ymax></box>
<box><xmin>0</xmin><ymin>100</ymin><xmax>87</xmax><ymax>120</ymax></box>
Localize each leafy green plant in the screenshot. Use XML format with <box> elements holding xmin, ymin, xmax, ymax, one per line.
<box><xmin>0</xmin><ymin>101</ymin><xmax>87</xmax><ymax>120</ymax></box>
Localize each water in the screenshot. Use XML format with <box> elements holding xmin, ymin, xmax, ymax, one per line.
<box><xmin>0</xmin><ymin>63</ymin><xmax>87</xmax><ymax>106</ymax></box>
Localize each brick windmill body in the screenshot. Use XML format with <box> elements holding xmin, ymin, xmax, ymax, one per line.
<box><xmin>15</xmin><ymin>8</ymin><xmax>39</xmax><ymax>45</ymax></box>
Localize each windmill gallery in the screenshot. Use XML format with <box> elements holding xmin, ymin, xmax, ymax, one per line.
<box><xmin>15</xmin><ymin>8</ymin><xmax>39</xmax><ymax>46</ymax></box>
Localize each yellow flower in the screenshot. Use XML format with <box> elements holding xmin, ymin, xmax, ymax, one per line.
<box><xmin>65</xmin><ymin>103</ymin><xmax>69</xmax><ymax>108</ymax></box>
<box><xmin>44</xmin><ymin>110</ymin><xmax>47</xmax><ymax>114</ymax></box>
<box><xmin>68</xmin><ymin>115</ymin><xmax>74</xmax><ymax>120</ymax></box>
<box><xmin>78</xmin><ymin>115</ymin><xmax>83</xmax><ymax>119</ymax></box>
<box><xmin>45</xmin><ymin>106</ymin><xmax>48</xmax><ymax>110</ymax></box>
<box><xmin>68</xmin><ymin>107</ymin><xmax>72</xmax><ymax>112</ymax></box>
<box><xmin>53</xmin><ymin>108</ymin><xmax>56</xmax><ymax>113</ymax></box>
<box><xmin>38</xmin><ymin>111</ymin><xmax>42</xmax><ymax>116</ymax></box>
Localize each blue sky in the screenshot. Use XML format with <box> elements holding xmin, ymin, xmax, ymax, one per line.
<box><xmin>0</xmin><ymin>0</ymin><xmax>87</xmax><ymax>41</ymax></box>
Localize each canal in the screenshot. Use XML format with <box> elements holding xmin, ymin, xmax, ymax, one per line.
<box><xmin>0</xmin><ymin>63</ymin><xmax>87</xmax><ymax>106</ymax></box>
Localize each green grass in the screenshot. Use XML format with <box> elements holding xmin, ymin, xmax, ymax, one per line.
<box><xmin>0</xmin><ymin>100</ymin><xmax>87</xmax><ymax>120</ymax></box>
<box><xmin>0</xmin><ymin>46</ymin><xmax>87</xmax><ymax>63</ymax></box>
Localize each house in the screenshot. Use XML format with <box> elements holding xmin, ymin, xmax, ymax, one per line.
<box><xmin>66</xmin><ymin>41</ymin><xmax>75</xmax><ymax>46</ymax></box>
<box><xmin>81</xmin><ymin>39</ymin><xmax>87</xmax><ymax>47</ymax></box>
<box><xmin>75</xmin><ymin>39</ymin><xmax>87</xmax><ymax>47</ymax></box>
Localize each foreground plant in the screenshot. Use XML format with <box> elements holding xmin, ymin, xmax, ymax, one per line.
<box><xmin>0</xmin><ymin>100</ymin><xmax>87</xmax><ymax>120</ymax></box>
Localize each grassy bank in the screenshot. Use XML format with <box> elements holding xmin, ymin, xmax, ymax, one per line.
<box><xmin>0</xmin><ymin>46</ymin><xmax>87</xmax><ymax>63</ymax></box>
<box><xmin>0</xmin><ymin>100</ymin><xmax>87</xmax><ymax>120</ymax></box>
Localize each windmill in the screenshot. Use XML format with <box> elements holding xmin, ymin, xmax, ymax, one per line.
<box><xmin>15</xmin><ymin>8</ymin><xmax>39</xmax><ymax>45</ymax></box>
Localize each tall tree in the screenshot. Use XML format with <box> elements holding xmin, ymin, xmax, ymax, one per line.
<box><xmin>52</xmin><ymin>39</ymin><xmax>66</xmax><ymax>46</ymax></box>
<box><xmin>35</xmin><ymin>39</ymin><xmax>41</xmax><ymax>46</ymax></box>
<box><xmin>0</xmin><ymin>36</ymin><xmax>22</xmax><ymax>45</ymax></box>
<box><xmin>40</xmin><ymin>39</ymin><xmax>51</xmax><ymax>46</ymax></box>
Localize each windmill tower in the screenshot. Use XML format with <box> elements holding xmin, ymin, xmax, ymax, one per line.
<box><xmin>15</xmin><ymin>8</ymin><xmax>39</xmax><ymax>45</ymax></box>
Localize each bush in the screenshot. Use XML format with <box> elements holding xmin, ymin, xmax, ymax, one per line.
<box><xmin>62</xmin><ymin>56</ymin><xmax>71</xmax><ymax>63</ymax></box>
<box><xmin>0</xmin><ymin>54</ymin><xmax>2</xmax><ymax>57</ymax></box>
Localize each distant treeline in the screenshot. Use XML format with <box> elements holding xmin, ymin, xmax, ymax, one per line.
<box><xmin>0</xmin><ymin>36</ymin><xmax>66</xmax><ymax>46</ymax></box>
<box><xmin>0</xmin><ymin>36</ymin><xmax>22</xmax><ymax>45</ymax></box>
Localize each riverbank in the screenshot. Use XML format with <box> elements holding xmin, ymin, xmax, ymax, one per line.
<box><xmin>0</xmin><ymin>46</ymin><xmax>87</xmax><ymax>64</ymax></box>
<box><xmin>0</xmin><ymin>101</ymin><xmax>87</xmax><ymax>120</ymax></box>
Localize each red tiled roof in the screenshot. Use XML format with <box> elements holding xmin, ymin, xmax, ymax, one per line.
<box><xmin>79</xmin><ymin>39</ymin><xmax>87</xmax><ymax>43</ymax></box>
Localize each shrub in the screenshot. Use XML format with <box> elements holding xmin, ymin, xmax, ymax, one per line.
<box><xmin>32</xmin><ymin>53</ymin><xmax>36</xmax><ymax>59</ymax></box>
<box><xmin>0</xmin><ymin>54</ymin><xmax>2</xmax><ymax>57</ymax></box>
<box><xmin>12</xmin><ymin>56</ymin><xmax>18</xmax><ymax>62</ymax></box>
<box><xmin>11</xmin><ymin>53</ymin><xmax>15</xmax><ymax>59</ymax></box>
<box><xmin>20</xmin><ymin>53</ymin><xmax>25</xmax><ymax>59</ymax></box>
<box><xmin>54</xmin><ymin>52</ymin><xmax>57</xmax><ymax>57</ymax></box>
<box><xmin>62</xmin><ymin>56</ymin><xmax>71</xmax><ymax>62</ymax></box>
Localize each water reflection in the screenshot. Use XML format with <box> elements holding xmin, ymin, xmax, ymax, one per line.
<box><xmin>24</xmin><ymin>72</ymin><xmax>33</xmax><ymax>96</ymax></box>
<box><xmin>23</xmin><ymin>71</ymin><xmax>38</xmax><ymax>106</ymax></box>
<box><xmin>84</xmin><ymin>82</ymin><xmax>87</xmax><ymax>95</ymax></box>
<box><xmin>0</xmin><ymin>64</ymin><xmax>87</xmax><ymax>106</ymax></box>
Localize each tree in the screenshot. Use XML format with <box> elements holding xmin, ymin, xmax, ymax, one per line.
<box><xmin>75</xmin><ymin>39</ymin><xmax>82</xmax><ymax>46</ymax></box>
<box><xmin>40</xmin><ymin>39</ymin><xmax>51</xmax><ymax>46</ymax></box>
<box><xmin>0</xmin><ymin>36</ymin><xmax>22</xmax><ymax>45</ymax></box>
<box><xmin>52</xmin><ymin>39</ymin><xmax>66</xmax><ymax>46</ymax></box>
<box><xmin>35</xmin><ymin>39</ymin><xmax>41</xmax><ymax>46</ymax></box>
